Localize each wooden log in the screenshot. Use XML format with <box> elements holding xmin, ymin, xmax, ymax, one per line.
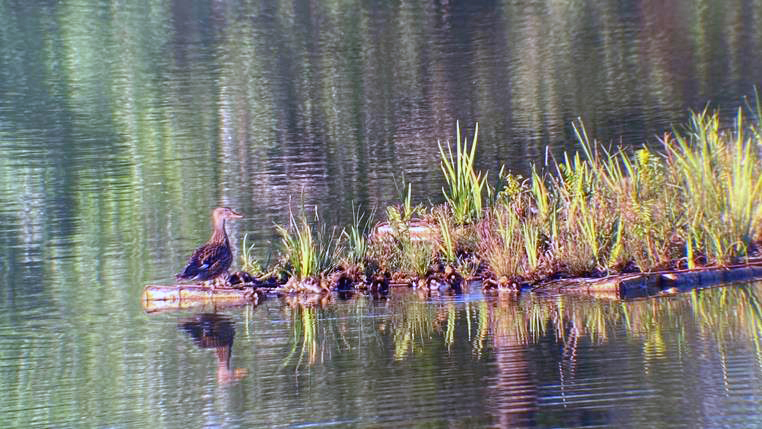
<box><xmin>373</xmin><ymin>220</ymin><xmax>438</xmax><ymax>242</ymax></box>
<box><xmin>546</xmin><ymin>261</ymin><xmax>762</xmax><ymax>299</ymax></box>
<box><xmin>142</xmin><ymin>284</ymin><xmax>263</xmax><ymax>312</ymax></box>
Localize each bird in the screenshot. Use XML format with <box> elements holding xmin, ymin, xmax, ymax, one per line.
<box><xmin>176</xmin><ymin>207</ymin><xmax>243</xmax><ymax>287</ymax></box>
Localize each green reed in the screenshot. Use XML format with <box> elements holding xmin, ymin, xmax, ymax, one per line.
<box><xmin>511</xmin><ymin>103</ymin><xmax>759</xmax><ymax>278</ymax></box>
<box><xmin>276</xmin><ymin>204</ymin><xmax>342</xmax><ymax>280</ymax></box>
<box><xmin>342</xmin><ymin>204</ymin><xmax>374</xmax><ymax>268</ymax></box>
<box><xmin>401</xmin><ymin>239</ymin><xmax>435</xmax><ymax>278</ymax></box>
<box><xmin>668</xmin><ymin>108</ymin><xmax>762</xmax><ymax>266</ymax></box>
<box><xmin>480</xmin><ymin>207</ymin><xmax>524</xmax><ymax>278</ymax></box>
<box><xmin>436</xmin><ymin>209</ymin><xmax>457</xmax><ymax>264</ymax></box>
<box><xmin>240</xmin><ymin>233</ymin><xmax>277</xmax><ymax>277</ymax></box>
<box><xmin>239</xmin><ymin>233</ymin><xmax>261</xmax><ymax>275</ymax></box>
<box><xmin>438</xmin><ymin>121</ymin><xmax>489</xmax><ymax>224</ymax></box>
<box><xmin>521</xmin><ymin>222</ymin><xmax>541</xmax><ymax>273</ymax></box>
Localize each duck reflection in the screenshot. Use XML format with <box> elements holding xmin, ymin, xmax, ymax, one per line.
<box><xmin>178</xmin><ymin>313</ymin><xmax>248</xmax><ymax>384</ymax></box>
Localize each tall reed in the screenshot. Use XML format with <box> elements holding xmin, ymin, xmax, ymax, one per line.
<box><xmin>480</xmin><ymin>207</ymin><xmax>524</xmax><ymax>278</ymax></box>
<box><xmin>239</xmin><ymin>233</ymin><xmax>262</xmax><ymax>275</ymax></box>
<box><xmin>439</xmin><ymin>121</ymin><xmax>489</xmax><ymax>224</ymax></box>
<box><xmin>436</xmin><ymin>210</ymin><xmax>457</xmax><ymax>264</ymax></box>
<box><xmin>667</xmin><ymin>109</ymin><xmax>762</xmax><ymax>266</ymax></box>
<box><xmin>276</xmin><ymin>204</ymin><xmax>342</xmax><ymax>280</ymax></box>
<box><xmin>343</xmin><ymin>204</ymin><xmax>374</xmax><ymax>268</ymax></box>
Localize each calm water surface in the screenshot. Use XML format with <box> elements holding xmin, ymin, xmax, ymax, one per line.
<box><xmin>2</xmin><ymin>0</ymin><xmax>762</xmax><ymax>427</ymax></box>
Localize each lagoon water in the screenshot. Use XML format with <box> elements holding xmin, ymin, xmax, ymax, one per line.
<box><xmin>2</xmin><ymin>1</ymin><xmax>762</xmax><ymax>427</ymax></box>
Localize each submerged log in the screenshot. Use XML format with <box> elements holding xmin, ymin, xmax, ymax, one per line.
<box><xmin>539</xmin><ymin>260</ymin><xmax>762</xmax><ymax>299</ymax></box>
<box><xmin>142</xmin><ymin>284</ymin><xmax>264</xmax><ymax>312</ymax></box>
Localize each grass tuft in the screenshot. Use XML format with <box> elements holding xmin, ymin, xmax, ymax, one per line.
<box><xmin>276</xmin><ymin>203</ymin><xmax>343</xmax><ymax>281</ymax></box>
<box><xmin>438</xmin><ymin>121</ymin><xmax>489</xmax><ymax>224</ymax></box>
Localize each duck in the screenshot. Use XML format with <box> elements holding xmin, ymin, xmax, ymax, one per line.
<box><xmin>176</xmin><ymin>207</ymin><xmax>243</xmax><ymax>287</ymax></box>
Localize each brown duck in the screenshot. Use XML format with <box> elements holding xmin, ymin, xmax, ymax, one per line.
<box><xmin>177</xmin><ymin>207</ymin><xmax>243</xmax><ymax>285</ymax></box>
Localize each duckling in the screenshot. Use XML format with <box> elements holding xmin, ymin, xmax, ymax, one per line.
<box><xmin>443</xmin><ymin>265</ymin><xmax>463</xmax><ymax>291</ymax></box>
<box><xmin>369</xmin><ymin>271</ymin><xmax>390</xmax><ymax>295</ymax></box>
<box><xmin>228</xmin><ymin>271</ymin><xmax>255</xmax><ymax>288</ymax></box>
<box><xmin>482</xmin><ymin>274</ymin><xmax>516</xmax><ymax>291</ymax></box>
<box><xmin>177</xmin><ymin>207</ymin><xmax>243</xmax><ymax>288</ymax></box>
<box><xmin>423</xmin><ymin>266</ymin><xmax>463</xmax><ymax>293</ymax></box>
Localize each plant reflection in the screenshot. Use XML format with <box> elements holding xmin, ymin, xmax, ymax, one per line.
<box><xmin>268</xmin><ymin>282</ymin><xmax>762</xmax><ymax>425</ymax></box>
<box><xmin>280</xmin><ymin>294</ymin><xmax>335</xmax><ymax>368</ymax></box>
<box><xmin>178</xmin><ymin>313</ymin><xmax>248</xmax><ymax>384</ymax></box>
<box><xmin>279</xmin><ymin>281</ymin><xmax>762</xmax><ymax>369</ymax></box>
<box><xmin>481</xmin><ymin>292</ymin><xmax>539</xmax><ymax>425</ymax></box>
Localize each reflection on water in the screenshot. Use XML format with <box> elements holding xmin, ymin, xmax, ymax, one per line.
<box><xmin>178</xmin><ymin>313</ymin><xmax>248</xmax><ymax>384</ymax></box>
<box><xmin>2</xmin><ymin>0</ymin><xmax>762</xmax><ymax>427</ymax></box>
<box><xmin>2</xmin><ymin>280</ymin><xmax>762</xmax><ymax>426</ymax></box>
<box><xmin>213</xmin><ymin>282</ymin><xmax>761</xmax><ymax>427</ymax></box>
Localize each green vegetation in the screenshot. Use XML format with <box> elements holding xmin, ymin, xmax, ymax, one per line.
<box><xmin>438</xmin><ymin>122</ymin><xmax>489</xmax><ymax>224</ymax></box>
<box><xmin>248</xmin><ymin>102</ymin><xmax>762</xmax><ymax>293</ymax></box>
<box><xmin>275</xmin><ymin>203</ymin><xmax>343</xmax><ymax>283</ymax></box>
<box><xmin>341</xmin><ymin>204</ymin><xmax>374</xmax><ymax>269</ymax></box>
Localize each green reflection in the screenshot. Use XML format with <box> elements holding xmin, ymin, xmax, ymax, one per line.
<box><xmin>275</xmin><ymin>282</ymin><xmax>762</xmax><ymax>370</ymax></box>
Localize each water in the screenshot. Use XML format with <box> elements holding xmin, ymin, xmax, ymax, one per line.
<box><xmin>1</xmin><ymin>0</ymin><xmax>762</xmax><ymax>427</ymax></box>
<box><xmin>5</xmin><ymin>285</ymin><xmax>762</xmax><ymax>428</ymax></box>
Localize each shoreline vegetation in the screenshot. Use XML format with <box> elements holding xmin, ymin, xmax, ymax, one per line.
<box><xmin>237</xmin><ymin>98</ymin><xmax>762</xmax><ymax>296</ymax></box>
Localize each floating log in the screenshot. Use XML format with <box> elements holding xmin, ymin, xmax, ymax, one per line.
<box><xmin>142</xmin><ymin>284</ymin><xmax>264</xmax><ymax>312</ymax></box>
<box><xmin>540</xmin><ymin>260</ymin><xmax>762</xmax><ymax>299</ymax></box>
<box><xmin>143</xmin><ymin>260</ymin><xmax>762</xmax><ymax>310</ymax></box>
<box><xmin>373</xmin><ymin>219</ymin><xmax>438</xmax><ymax>242</ymax></box>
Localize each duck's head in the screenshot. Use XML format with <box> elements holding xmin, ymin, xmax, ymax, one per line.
<box><xmin>213</xmin><ymin>207</ymin><xmax>243</xmax><ymax>222</ymax></box>
<box><xmin>211</xmin><ymin>207</ymin><xmax>243</xmax><ymax>233</ymax></box>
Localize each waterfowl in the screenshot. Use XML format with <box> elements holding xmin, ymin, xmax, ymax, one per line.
<box><xmin>176</xmin><ymin>207</ymin><xmax>243</xmax><ymax>287</ymax></box>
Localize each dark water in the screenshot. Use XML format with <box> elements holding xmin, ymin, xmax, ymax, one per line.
<box><xmin>2</xmin><ymin>1</ymin><xmax>762</xmax><ymax>427</ymax></box>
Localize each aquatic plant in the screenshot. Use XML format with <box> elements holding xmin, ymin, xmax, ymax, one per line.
<box><xmin>239</xmin><ymin>233</ymin><xmax>260</xmax><ymax>274</ymax></box>
<box><xmin>480</xmin><ymin>208</ymin><xmax>524</xmax><ymax>278</ymax></box>
<box><xmin>667</xmin><ymin>109</ymin><xmax>762</xmax><ymax>266</ymax></box>
<box><xmin>438</xmin><ymin>121</ymin><xmax>489</xmax><ymax>224</ymax></box>
<box><xmin>342</xmin><ymin>204</ymin><xmax>374</xmax><ymax>268</ymax></box>
<box><xmin>251</xmin><ymin>98</ymin><xmax>762</xmax><ymax>293</ymax></box>
<box><xmin>553</xmin><ymin>130</ymin><xmax>617</xmax><ymax>274</ymax></box>
<box><xmin>553</xmin><ymin>126</ymin><xmax>677</xmax><ymax>273</ymax></box>
<box><xmin>240</xmin><ymin>233</ymin><xmax>275</xmax><ymax>277</ymax></box>
<box><xmin>276</xmin><ymin>204</ymin><xmax>343</xmax><ymax>281</ymax></box>
<box><xmin>401</xmin><ymin>239</ymin><xmax>435</xmax><ymax>279</ymax></box>
<box><xmin>388</xmin><ymin>177</ymin><xmax>423</xmax><ymax>224</ymax></box>
<box><xmin>399</xmin><ymin>181</ymin><xmax>416</xmax><ymax>222</ymax></box>
<box><xmin>521</xmin><ymin>221</ymin><xmax>542</xmax><ymax>273</ymax></box>
<box><xmin>435</xmin><ymin>209</ymin><xmax>457</xmax><ymax>264</ymax></box>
